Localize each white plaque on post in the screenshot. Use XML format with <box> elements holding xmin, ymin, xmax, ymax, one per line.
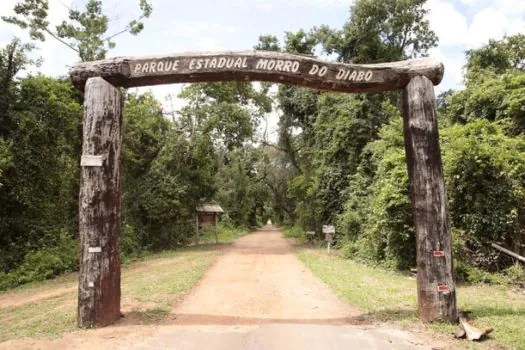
<box><xmin>81</xmin><ymin>155</ymin><xmax>103</xmax><ymax>167</ymax></box>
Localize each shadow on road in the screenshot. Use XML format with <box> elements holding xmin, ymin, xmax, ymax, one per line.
<box><xmin>166</xmin><ymin>313</ymin><xmax>372</xmax><ymax>326</ymax></box>
<box><xmin>363</xmin><ymin>308</ymin><xmax>417</xmax><ymax>323</ymax></box>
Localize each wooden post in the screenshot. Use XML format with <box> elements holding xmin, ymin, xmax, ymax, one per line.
<box><xmin>78</xmin><ymin>77</ymin><xmax>123</xmax><ymax>327</ymax></box>
<box><xmin>195</xmin><ymin>214</ymin><xmax>199</xmax><ymax>245</ymax></box>
<box><xmin>402</xmin><ymin>76</ymin><xmax>458</xmax><ymax>323</ymax></box>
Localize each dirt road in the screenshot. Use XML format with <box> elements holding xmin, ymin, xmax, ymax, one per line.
<box><xmin>1</xmin><ymin>226</ymin><xmax>446</xmax><ymax>349</ymax></box>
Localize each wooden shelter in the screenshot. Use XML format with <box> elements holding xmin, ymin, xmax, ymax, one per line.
<box><xmin>196</xmin><ymin>204</ymin><xmax>224</xmax><ymax>244</ymax></box>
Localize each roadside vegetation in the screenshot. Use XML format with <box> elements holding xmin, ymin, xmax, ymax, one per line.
<box><xmin>0</xmin><ymin>247</ymin><xmax>218</xmax><ymax>342</ymax></box>
<box><xmin>199</xmin><ymin>224</ymin><xmax>250</xmax><ymax>244</ymax></box>
<box><xmin>297</xmin><ymin>248</ymin><xmax>525</xmax><ymax>349</ymax></box>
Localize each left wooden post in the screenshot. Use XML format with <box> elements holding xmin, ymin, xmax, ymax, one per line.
<box><xmin>78</xmin><ymin>77</ymin><xmax>123</xmax><ymax>328</ymax></box>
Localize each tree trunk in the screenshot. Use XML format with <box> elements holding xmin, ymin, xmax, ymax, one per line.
<box><xmin>402</xmin><ymin>75</ymin><xmax>458</xmax><ymax>323</ymax></box>
<box><xmin>78</xmin><ymin>77</ymin><xmax>123</xmax><ymax>327</ymax></box>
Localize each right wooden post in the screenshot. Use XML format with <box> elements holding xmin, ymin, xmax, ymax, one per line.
<box><xmin>402</xmin><ymin>75</ymin><xmax>458</xmax><ymax>323</ymax></box>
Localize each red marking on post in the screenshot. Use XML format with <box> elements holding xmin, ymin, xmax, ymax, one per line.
<box><xmin>437</xmin><ymin>284</ymin><xmax>449</xmax><ymax>293</ymax></box>
<box><xmin>433</xmin><ymin>251</ymin><xmax>445</xmax><ymax>257</ymax></box>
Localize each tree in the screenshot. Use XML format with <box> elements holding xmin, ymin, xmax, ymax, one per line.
<box><xmin>257</xmin><ymin>0</ymin><xmax>438</xmax><ymax>230</ymax></box>
<box><xmin>0</xmin><ymin>38</ymin><xmax>39</xmax><ymax>137</ymax></box>
<box><xmin>0</xmin><ymin>75</ymin><xmax>82</xmax><ymax>272</ymax></box>
<box><xmin>3</xmin><ymin>0</ymin><xmax>152</xmax><ymax>61</ymax></box>
<box><xmin>465</xmin><ymin>34</ymin><xmax>525</xmax><ymax>79</ymax></box>
<box><xmin>333</xmin><ymin>33</ymin><xmax>525</xmax><ymax>273</ymax></box>
<box><xmin>447</xmin><ymin>34</ymin><xmax>525</xmax><ymax>134</ymax></box>
<box><xmin>178</xmin><ymin>82</ymin><xmax>272</xmax><ymax>150</ymax></box>
<box><xmin>314</xmin><ymin>0</ymin><xmax>438</xmax><ymax>63</ymax></box>
<box><xmin>215</xmin><ymin>146</ymin><xmax>271</xmax><ymax>227</ymax></box>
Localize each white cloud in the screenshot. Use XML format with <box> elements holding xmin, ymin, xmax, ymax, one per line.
<box><xmin>255</xmin><ymin>3</ymin><xmax>274</xmax><ymax>12</ymax></box>
<box><xmin>426</xmin><ymin>0</ymin><xmax>468</xmax><ymax>46</ymax></box>
<box><xmin>466</xmin><ymin>8</ymin><xmax>508</xmax><ymax>48</ymax></box>
<box><xmin>460</xmin><ymin>0</ymin><xmax>525</xmax><ymax>16</ymax></box>
<box><xmin>165</xmin><ymin>21</ymin><xmax>236</xmax><ymax>38</ymax></box>
<box><xmin>195</xmin><ymin>38</ymin><xmax>227</xmax><ymax>52</ymax></box>
<box><xmin>425</xmin><ymin>0</ymin><xmax>525</xmax><ymax>92</ymax></box>
<box><xmin>241</xmin><ymin>0</ymin><xmax>351</xmax><ymax>11</ymax></box>
<box><xmin>0</xmin><ymin>0</ymin><xmax>74</xmax><ymax>76</ymax></box>
<box><xmin>459</xmin><ymin>0</ymin><xmax>481</xmax><ymax>4</ymax></box>
<box><xmin>429</xmin><ymin>47</ymin><xmax>464</xmax><ymax>92</ymax></box>
<box><xmin>427</xmin><ymin>0</ymin><xmax>524</xmax><ymax>49</ymax></box>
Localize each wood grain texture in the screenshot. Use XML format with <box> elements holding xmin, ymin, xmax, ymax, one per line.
<box><xmin>70</xmin><ymin>50</ymin><xmax>444</xmax><ymax>93</ymax></box>
<box><xmin>78</xmin><ymin>77</ymin><xmax>123</xmax><ymax>328</ymax></box>
<box><xmin>402</xmin><ymin>76</ymin><xmax>458</xmax><ymax>323</ymax></box>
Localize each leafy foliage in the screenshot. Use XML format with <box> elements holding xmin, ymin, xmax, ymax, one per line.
<box><xmin>441</xmin><ymin>120</ymin><xmax>525</xmax><ymax>270</ymax></box>
<box><xmin>315</xmin><ymin>0</ymin><xmax>437</xmax><ymax>63</ymax></box>
<box><xmin>261</xmin><ymin>0</ymin><xmax>438</xmax><ymax>239</ymax></box>
<box><xmin>0</xmin><ymin>74</ymin><xmax>81</xmax><ymax>273</ymax></box>
<box><xmin>2</xmin><ymin>0</ymin><xmax>153</xmax><ymax>61</ymax></box>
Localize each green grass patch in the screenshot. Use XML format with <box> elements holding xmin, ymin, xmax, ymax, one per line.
<box><xmin>282</xmin><ymin>226</ymin><xmax>308</xmax><ymax>243</ymax></box>
<box><xmin>297</xmin><ymin>248</ymin><xmax>525</xmax><ymax>349</ymax></box>
<box><xmin>124</xmin><ymin>306</ymin><xmax>171</xmax><ymax>324</ymax></box>
<box><xmin>0</xmin><ymin>246</ymin><xmax>219</xmax><ymax>342</ymax></box>
<box><xmin>199</xmin><ymin>224</ymin><xmax>249</xmax><ymax>244</ymax></box>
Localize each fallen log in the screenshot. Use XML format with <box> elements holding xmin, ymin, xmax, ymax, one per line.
<box><xmin>454</xmin><ymin>312</ymin><xmax>493</xmax><ymax>341</ymax></box>
<box><xmin>491</xmin><ymin>243</ymin><xmax>525</xmax><ymax>264</ymax></box>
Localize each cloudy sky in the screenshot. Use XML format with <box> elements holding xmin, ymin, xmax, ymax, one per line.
<box><xmin>1</xmin><ymin>0</ymin><xmax>524</xmax><ymax>137</ymax></box>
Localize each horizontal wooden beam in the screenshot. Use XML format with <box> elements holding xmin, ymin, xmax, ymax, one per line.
<box><xmin>70</xmin><ymin>51</ymin><xmax>444</xmax><ymax>93</ymax></box>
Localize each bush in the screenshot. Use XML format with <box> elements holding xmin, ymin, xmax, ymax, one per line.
<box><xmin>120</xmin><ymin>222</ymin><xmax>143</xmax><ymax>262</ymax></box>
<box><xmin>498</xmin><ymin>264</ymin><xmax>525</xmax><ymax>286</ymax></box>
<box><xmin>441</xmin><ymin>120</ymin><xmax>525</xmax><ymax>270</ymax></box>
<box><xmin>336</xmin><ymin>118</ymin><xmax>416</xmax><ymax>269</ymax></box>
<box><xmin>0</xmin><ymin>231</ymin><xmax>78</xmax><ymax>291</ymax></box>
<box><xmin>336</xmin><ymin>118</ymin><xmax>525</xmax><ymax>274</ymax></box>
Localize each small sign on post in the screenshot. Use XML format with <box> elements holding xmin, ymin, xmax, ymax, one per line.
<box><xmin>322</xmin><ymin>225</ymin><xmax>335</xmax><ymax>253</ymax></box>
<box><xmin>80</xmin><ymin>155</ymin><xmax>103</xmax><ymax>167</ymax></box>
<box><xmin>437</xmin><ymin>284</ymin><xmax>450</xmax><ymax>293</ymax></box>
<box><xmin>323</xmin><ymin>225</ymin><xmax>335</xmax><ymax>241</ymax></box>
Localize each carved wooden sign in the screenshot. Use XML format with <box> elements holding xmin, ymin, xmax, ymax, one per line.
<box><xmin>70</xmin><ymin>51</ymin><xmax>444</xmax><ymax>93</ymax></box>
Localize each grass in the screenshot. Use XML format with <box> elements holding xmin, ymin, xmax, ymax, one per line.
<box><xmin>282</xmin><ymin>226</ymin><xmax>309</xmax><ymax>243</ymax></box>
<box><xmin>0</xmin><ymin>245</ymin><xmax>219</xmax><ymax>342</ymax></box>
<box><xmin>199</xmin><ymin>224</ymin><xmax>249</xmax><ymax>244</ymax></box>
<box><xmin>296</xmin><ymin>248</ymin><xmax>525</xmax><ymax>349</ymax></box>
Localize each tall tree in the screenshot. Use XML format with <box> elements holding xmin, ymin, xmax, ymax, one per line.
<box><xmin>0</xmin><ymin>74</ymin><xmax>82</xmax><ymax>272</ymax></box>
<box><xmin>0</xmin><ymin>39</ymin><xmax>39</xmax><ymax>138</ymax></box>
<box><xmin>178</xmin><ymin>82</ymin><xmax>272</xmax><ymax>150</ymax></box>
<box><xmin>3</xmin><ymin>0</ymin><xmax>152</xmax><ymax>61</ymax></box>
<box><xmin>315</xmin><ymin>0</ymin><xmax>437</xmax><ymax>63</ymax></box>
<box><xmin>447</xmin><ymin>34</ymin><xmax>525</xmax><ymax>133</ymax></box>
<box><xmin>258</xmin><ymin>0</ymin><xmax>438</xmax><ymax>229</ymax></box>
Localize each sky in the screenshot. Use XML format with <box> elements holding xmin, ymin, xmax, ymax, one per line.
<box><xmin>1</xmin><ymin>0</ymin><xmax>524</xmax><ymax>139</ymax></box>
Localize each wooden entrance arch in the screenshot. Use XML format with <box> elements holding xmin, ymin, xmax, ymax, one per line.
<box><xmin>70</xmin><ymin>50</ymin><xmax>457</xmax><ymax>327</ymax></box>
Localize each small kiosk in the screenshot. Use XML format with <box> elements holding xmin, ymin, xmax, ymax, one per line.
<box><xmin>196</xmin><ymin>204</ymin><xmax>224</xmax><ymax>244</ymax></box>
